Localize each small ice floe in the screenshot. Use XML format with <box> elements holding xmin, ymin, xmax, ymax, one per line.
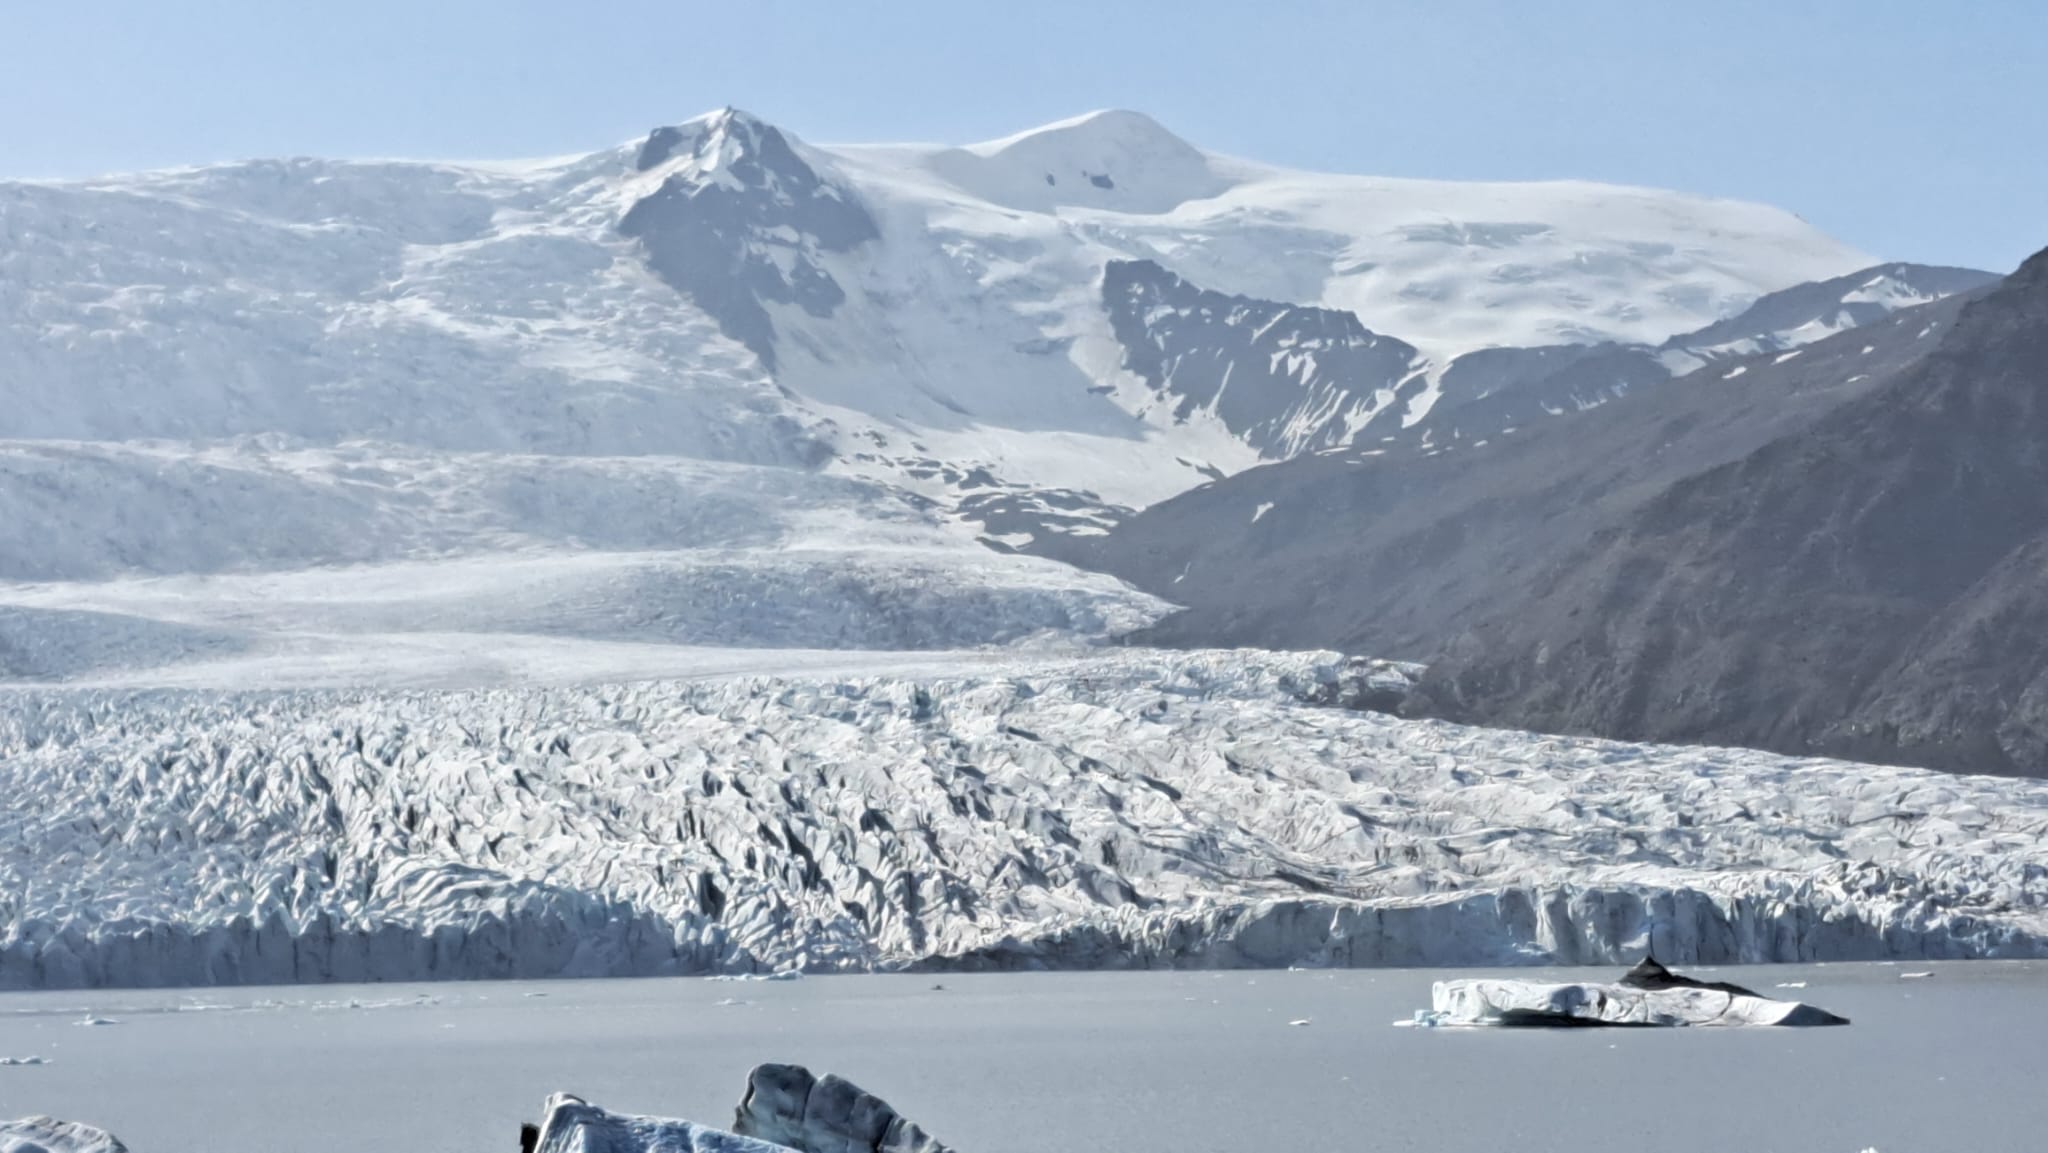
<box><xmin>175</xmin><ymin>1000</ymin><xmax>236</xmax><ymax>1013</ymax></box>
<box><xmin>715</xmin><ymin>998</ymin><xmax>748</xmax><ymax>1007</ymax></box>
<box><xmin>0</xmin><ymin>1056</ymin><xmax>50</xmax><ymax>1066</ymax></box>
<box><xmin>1775</xmin><ymin>982</ymin><xmax>1808</xmax><ymax>989</ymax></box>
<box><xmin>706</xmin><ymin>971</ymin><xmax>803</xmax><ymax>983</ymax></box>
<box><xmin>315</xmin><ymin>993</ymin><xmax>440</xmax><ymax>1011</ymax></box>
<box><xmin>1288</xmin><ymin>1018</ymin><xmax>1312</xmax><ymax>1027</ymax></box>
<box><xmin>524</xmin><ymin>992</ymin><xmax>550</xmax><ymax>998</ymax></box>
<box><xmin>73</xmin><ymin>1016</ymin><xmax>121</xmax><ymax>1027</ymax></box>
<box><xmin>1901</xmin><ymin>971</ymin><xmax>1935</xmax><ymax>980</ymax></box>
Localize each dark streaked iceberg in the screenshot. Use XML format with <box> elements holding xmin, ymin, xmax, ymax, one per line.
<box><xmin>1419</xmin><ymin>957</ymin><xmax>1850</xmax><ymax>1028</ymax></box>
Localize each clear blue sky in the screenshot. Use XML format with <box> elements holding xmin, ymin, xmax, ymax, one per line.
<box><xmin>5</xmin><ymin>0</ymin><xmax>2042</xmax><ymax>271</ymax></box>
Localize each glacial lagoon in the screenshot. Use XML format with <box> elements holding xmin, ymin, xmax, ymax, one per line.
<box><xmin>3</xmin><ymin>962</ymin><xmax>2043</xmax><ymax>1153</ymax></box>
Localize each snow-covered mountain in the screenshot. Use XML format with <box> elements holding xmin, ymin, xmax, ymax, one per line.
<box><xmin>0</xmin><ymin>106</ymin><xmax>1967</xmax><ymax>685</ymax></box>
<box><xmin>1096</xmin><ymin>255</ymin><xmax>1996</xmax><ymax>465</ymax></box>
<box><xmin>3</xmin><ymin>112</ymin><xmax>2034</xmax><ymax>990</ymax></box>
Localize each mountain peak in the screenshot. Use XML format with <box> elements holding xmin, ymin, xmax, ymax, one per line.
<box><xmin>931</xmin><ymin>109</ymin><xmax>1233</xmax><ymax>215</ymax></box>
<box><xmin>635</xmin><ymin>106</ymin><xmax>794</xmax><ymax>173</ymax></box>
<box><xmin>963</xmin><ymin>108</ymin><xmax>1190</xmax><ymax>158</ymax></box>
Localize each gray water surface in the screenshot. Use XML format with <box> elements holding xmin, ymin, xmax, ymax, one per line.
<box><xmin>2</xmin><ymin>962</ymin><xmax>2042</xmax><ymax>1153</ymax></box>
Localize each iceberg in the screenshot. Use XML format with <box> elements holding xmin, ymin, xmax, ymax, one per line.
<box><xmin>732</xmin><ymin>1064</ymin><xmax>952</xmax><ymax>1153</ymax></box>
<box><xmin>529</xmin><ymin>1094</ymin><xmax>792</xmax><ymax>1153</ymax></box>
<box><xmin>1422</xmin><ymin>957</ymin><xmax>1850</xmax><ymax>1028</ymax></box>
<box><xmin>524</xmin><ymin>1064</ymin><xmax>953</xmax><ymax>1153</ymax></box>
<box><xmin>0</xmin><ymin>1117</ymin><xmax>128</xmax><ymax>1153</ymax></box>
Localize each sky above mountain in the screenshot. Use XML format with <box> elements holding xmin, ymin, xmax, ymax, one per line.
<box><xmin>4</xmin><ymin>0</ymin><xmax>2043</xmax><ymax>273</ymax></box>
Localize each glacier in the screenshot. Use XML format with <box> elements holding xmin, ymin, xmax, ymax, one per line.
<box><xmin>3</xmin><ymin>649</ymin><xmax>2044</xmax><ymax>990</ymax></box>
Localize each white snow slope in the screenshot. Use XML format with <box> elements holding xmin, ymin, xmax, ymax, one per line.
<box><xmin>3</xmin><ymin>651</ymin><xmax>2043</xmax><ymax>990</ymax></box>
<box><xmin>0</xmin><ymin>107</ymin><xmax>1880</xmax><ymax>686</ymax></box>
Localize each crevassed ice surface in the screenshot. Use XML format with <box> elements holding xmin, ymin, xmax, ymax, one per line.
<box><xmin>3</xmin><ymin>651</ymin><xmax>2043</xmax><ymax>990</ymax></box>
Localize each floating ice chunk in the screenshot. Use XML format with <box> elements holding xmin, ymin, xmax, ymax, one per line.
<box><xmin>732</xmin><ymin>1063</ymin><xmax>954</xmax><ymax>1153</ymax></box>
<box><xmin>0</xmin><ymin>1116</ymin><xmax>127</xmax><ymax>1153</ymax></box>
<box><xmin>531</xmin><ymin>1094</ymin><xmax>791</xmax><ymax>1153</ymax></box>
<box><xmin>1422</xmin><ymin>958</ymin><xmax>1848</xmax><ymax>1028</ymax></box>
<box><xmin>1775</xmin><ymin>982</ymin><xmax>1808</xmax><ymax>989</ymax></box>
<box><xmin>0</xmin><ymin>1057</ymin><xmax>50</xmax><ymax>1066</ymax></box>
<box><xmin>1287</xmin><ymin>1018</ymin><xmax>1312</xmax><ymax>1027</ymax></box>
<box><xmin>71</xmin><ymin>1017</ymin><xmax>120</xmax><ymax>1027</ymax></box>
<box><xmin>705</xmin><ymin>971</ymin><xmax>804</xmax><ymax>983</ymax></box>
<box><xmin>1901</xmin><ymin>971</ymin><xmax>1935</xmax><ymax>980</ymax></box>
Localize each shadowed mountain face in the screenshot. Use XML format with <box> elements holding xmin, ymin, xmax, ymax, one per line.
<box><xmin>1097</xmin><ymin>258</ymin><xmax>1989</xmax><ymax>466</ymax></box>
<box><xmin>1662</xmin><ymin>262</ymin><xmax>1999</xmax><ymax>364</ymax></box>
<box><xmin>1075</xmin><ymin>248</ymin><xmax>2044</xmax><ymax>774</ymax></box>
<box><xmin>1424</xmin><ymin>246</ymin><xmax>2048</xmax><ymax>774</ymax></box>
<box><xmin>1102</xmin><ymin>259</ymin><xmax>1425</xmax><ymax>457</ymax></box>
<box><xmin>620</xmin><ymin>109</ymin><xmax>878</xmax><ymax>370</ymax></box>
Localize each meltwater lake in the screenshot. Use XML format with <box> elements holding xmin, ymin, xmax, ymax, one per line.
<box><xmin>3</xmin><ymin>962</ymin><xmax>2043</xmax><ymax>1153</ymax></box>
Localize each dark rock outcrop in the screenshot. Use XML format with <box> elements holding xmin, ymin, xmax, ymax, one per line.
<box><xmin>1427</xmin><ymin>246</ymin><xmax>2048</xmax><ymax>773</ymax></box>
<box><xmin>1102</xmin><ymin>259</ymin><xmax>1424</xmax><ymax>457</ymax></box>
<box><xmin>1096</xmin><ymin>258</ymin><xmax>1989</xmax><ymax>464</ymax></box>
<box><xmin>619</xmin><ymin>109</ymin><xmax>877</xmax><ymax>370</ymax></box>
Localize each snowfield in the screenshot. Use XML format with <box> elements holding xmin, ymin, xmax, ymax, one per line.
<box><xmin>3</xmin><ymin>650</ymin><xmax>2043</xmax><ymax>990</ymax></box>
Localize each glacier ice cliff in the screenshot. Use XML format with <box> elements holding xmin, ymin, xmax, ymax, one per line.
<box><xmin>2</xmin><ymin>650</ymin><xmax>2044</xmax><ymax>989</ymax></box>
